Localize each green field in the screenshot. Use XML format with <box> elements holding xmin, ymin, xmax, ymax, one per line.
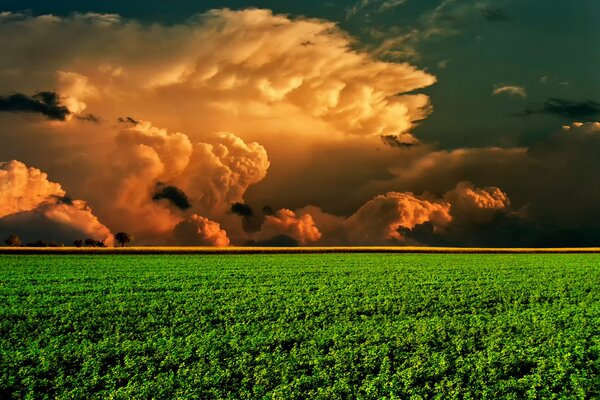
<box><xmin>1</xmin><ymin>254</ymin><xmax>598</xmax><ymax>399</ymax></box>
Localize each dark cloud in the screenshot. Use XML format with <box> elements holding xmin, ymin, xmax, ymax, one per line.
<box><xmin>0</xmin><ymin>91</ymin><xmax>71</xmax><ymax>121</ymax></box>
<box><xmin>51</xmin><ymin>195</ymin><xmax>74</xmax><ymax>205</ymax></box>
<box><xmin>151</xmin><ymin>182</ymin><xmax>191</xmax><ymax>210</ymax></box>
<box><xmin>381</xmin><ymin>135</ymin><xmax>418</xmax><ymax>148</ymax></box>
<box><xmin>247</xmin><ymin>234</ymin><xmax>299</xmax><ymax>247</ymax></box>
<box><xmin>481</xmin><ymin>7</ymin><xmax>510</xmax><ymax>22</ymax></box>
<box><xmin>517</xmin><ymin>98</ymin><xmax>600</xmax><ymax>120</ymax></box>
<box><xmin>262</xmin><ymin>205</ymin><xmax>275</xmax><ymax>216</ymax></box>
<box><xmin>230</xmin><ymin>202</ymin><xmax>254</xmax><ymax>217</ymax></box>
<box><xmin>0</xmin><ymin>210</ymin><xmax>88</xmax><ymax>245</ymax></box>
<box><xmin>117</xmin><ymin>116</ymin><xmax>139</xmax><ymax>124</ymax></box>
<box><xmin>75</xmin><ymin>114</ymin><xmax>101</xmax><ymax>123</ymax></box>
<box><xmin>230</xmin><ymin>203</ymin><xmax>276</xmax><ymax>233</ymax></box>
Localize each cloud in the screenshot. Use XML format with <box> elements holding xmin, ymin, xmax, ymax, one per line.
<box><xmin>344</xmin><ymin>191</ymin><xmax>452</xmax><ymax>244</ymax></box>
<box><xmin>298</xmin><ymin>191</ymin><xmax>453</xmax><ymax>245</ymax></box>
<box><xmin>380</xmin><ymin>134</ymin><xmax>419</xmax><ymax>148</ymax></box>
<box><xmin>0</xmin><ymin>160</ymin><xmax>112</xmax><ymax>244</ymax></box>
<box><xmin>178</xmin><ymin>132</ymin><xmax>270</xmax><ymax>217</ymax></box>
<box><xmin>173</xmin><ymin>214</ymin><xmax>230</xmax><ymax>246</ymax></box>
<box><xmin>152</xmin><ymin>182</ymin><xmax>191</xmax><ymax>210</ymax></box>
<box><xmin>517</xmin><ymin>98</ymin><xmax>600</xmax><ymax>120</ymax></box>
<box><xmin>230</xmin><ymin>202</ymin><xmax>254</xmax><ymax>217</ymax></box>
<box><xmin>294</xmin><ymin>181</ymin><xmax>518</xmax><ymax>246</ymax></box>
<box><xmin>444</xmin><ymin>181</ymin><xmax>510</xmax><ymax>223</ymax></box>
<box><xmin>0</xmin><ymin>9</ymin><xmax>435</xmax><ymax>140</ymax></box>
<box><xmin>255</xmin><ymin>209</ymin><xmax>321</xmax><ymax>245</ymax></box>
<box><xmin>0</xmin><ymin>91</ymin><xmax>71</xmax><ymax>120</ymax></box>
<box><xmin>492</xmin><ymin>85</ymin><xmax>527</xmax><ymax>98</ymax></box>
<box><xmin>0</xmin><ymin>160</ymin><xmax>65</xmax><ymax>218</ymax></box>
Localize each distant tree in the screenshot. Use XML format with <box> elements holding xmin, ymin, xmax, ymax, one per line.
<box><xmin>94</xmin><ymin>240</ymin><xmax>106</xmax><ymax>248</ymax></box>
<box><xmin>73</xmin><ymin>239</ymin><xmax>83</xmax><ymax>248</ymax></box>
<box><xmin>114</xmin><ymin>232</ymin><xmax>133</xmax><ymax>247</ymax></box>
<box><xmin>84</xmin><ymin>238</ymin><xmax>96</xmax><ymax>247</ymax></box>
<box><xmin>4</xmin><ymin>234</ymin><xmax>21</xmax><ymax>247</ymax></box>
<box><xmin>48</xmin><ymin>242</ymin><xmax>64</xmax><ymax>247</ymax></box>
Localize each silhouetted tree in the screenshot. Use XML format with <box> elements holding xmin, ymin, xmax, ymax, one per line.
<box><xmin>4</xmin><ymin>234</ymin><xmax>21</xmax><ymax>247</ymax></box>
<box><xmin>94</xmin><ymin>240</ymin><xmax>106</xmax><ymax>248</ymax></box>
<box><xmin>73</xmin><ymin>239</ymin><xmax>83</xmax><ymax>248</ymax></box>
<box><xmin>114</xmin><ymin>232</ymin><xmax>133</xmax><ymax>247</ymax></box>
<box><xmin>84</xmin><ymin>238</ymin><xmax>96</xmax><ymax>247</ymax></box>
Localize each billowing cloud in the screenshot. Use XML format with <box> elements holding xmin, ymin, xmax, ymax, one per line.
<box><xmin>0</xmin><ymin>160</ymin><xmax>112</xmax><ymax>244</ymax></box>
<box><xmin>0</xmin><ymin>91</ymin><xmax>71</xmax><ymax>121</ymax></box>
<box><xmin>173</xmin><ymin>214</ymin><xmax>230</xmax><ymax>246</ymax></box>
<box><xmin>444</xmin><ymin>181</ymin><xmax>510</xmax><ymax>223</ymax></box>
<box><xmin>0</xmin><ymin>160</ymin><xmax>65</xmax><ymax>218</ymax></box>
<box><xmin>255</xmin><ymin>209</ymin><xmax>321</xmax><ymax>245</ymax></box>
<box><xmin>492</xmin><ymin>85</ymin><xmax>526</xmax><ymax>98</ymax></box>
<box><xmin>180</xmin><ymin>132</ymin><xmax>269</xmax><ymax>216</ymax></box>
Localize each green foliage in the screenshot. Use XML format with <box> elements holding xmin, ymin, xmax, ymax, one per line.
<box><xmin>0</xmin><ymin>254</ymin><xmax>598</xmax><ymax>398</ymax></box>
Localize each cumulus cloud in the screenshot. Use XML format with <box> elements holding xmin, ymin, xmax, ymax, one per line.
<box><xmin>0</xmin><ymin>9</ymin><xmax>435</xmax><ymax>140</ymax></box>
<box><xmin>180</xmin><ymin>132</ymin><xmax>269</xmax><ymax>215</ymax></box>
<box><xmin>173</xmin><ymin>214</ymin><xmax>230</xmax><ymax>246</ymax></box>
<box><xmin>444</xmin><ymin>181</ymin><xmax>510</xmax><ymax>223</ymax></box>
<box><xmin>0</xmin><ymin>160</ymin><xmax>65</xmax><ymax>218</ymax></box>
<box><xmin>0</xmin><ymin>91</ymin><xmax>71</xmax><ymax>120</ymax></box>
<box><xmin>255</xmin><ymin>209</ymin><xmax>321</xmax><ymax>245</ymax></box>
<box><xmin>492</xmin><ymin>85</ymin><xmax>526</xmax><ymax>98</ymax></box>
<box><xmin>0</xmin><ymin>160</ymin><xmax>112</xmax><ymax>244</ymax></box>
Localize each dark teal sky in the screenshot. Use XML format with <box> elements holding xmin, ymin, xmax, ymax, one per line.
<box><xmin>3</xmin><ymin>0</ymin><xmax>599</xmax><ymax>149</ymax></box>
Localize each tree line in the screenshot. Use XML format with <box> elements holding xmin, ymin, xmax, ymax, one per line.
<box><xmin>4</xmin><ymin>232</ymin><xmax>133</xmax><ymax>248</ymax></box>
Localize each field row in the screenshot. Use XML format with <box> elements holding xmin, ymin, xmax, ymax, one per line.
<box><xmin>1</xmin><ymin>254</ymin><xmax>598</xmax><ymax>398</ymax></box>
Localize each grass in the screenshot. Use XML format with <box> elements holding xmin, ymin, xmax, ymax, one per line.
<box><xmin>0</xmin><ymin>253</ymin><xmax>598</xmax><ymax>398</ymax></box>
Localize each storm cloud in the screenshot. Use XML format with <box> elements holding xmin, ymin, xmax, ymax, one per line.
<box><xmin>152</xmin><ymin>182</ymin><xmax>191</xmax><ymax>210</ymax></box>
<box><xmin>0</xmin><ymin>91</ymin><xmax>71</xmax><ymax>121</ymax></box>
<box><xmin>517</xmin><ymin>98</ymin><xmax>600</xmax><ymax>120</ymax></box>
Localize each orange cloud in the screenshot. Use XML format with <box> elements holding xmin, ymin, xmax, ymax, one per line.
<box><xmin>444</xmin><ymin>181</ymin><xmax>510</xmax><ymax>223</ymax></box>
<box><xmin>173</xmin><ymin>214</ymin><xmax>230</xmax><ymax>246</ymax></box>
<box><xmin>0</xmin><ymin>160</ymin><xmax>65</xmax><ymax>218</ymax></box>
<box><xmin>255</xmin><ymin>208</ymin><xmax>321</xmax><ymax>245</ymax></box>
<box><xmin>0</xmin><ymin>160</ymin><xmax>112</xmax><ymax>243</ymax></box>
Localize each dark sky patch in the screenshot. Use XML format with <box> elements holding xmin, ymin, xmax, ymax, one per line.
<box><xmin>151</xmin><ymin>182</ymin><xmax>191</xmax><ymax>210</ymax></box>
<box><xmin>0</xmin><ymin>91</ymin><xmax>71</xmax><ymax>121</ymax></box>
<box><xmin>517</xmin><ymin>98</ymin><xmax>600</xmax><ymax>120</ymax></box>
<box><xmin>481</xmin><ymin>7</ymin><xmax>510</xmax><ymax>22</ymax></box>
<box><xmin>246</xmin><ymin>234</ymin><xmax>299</xmax><ymax>247</ymax></box>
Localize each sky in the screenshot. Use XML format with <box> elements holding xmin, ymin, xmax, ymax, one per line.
<box><xmin>0</xmin><ymin>0</ymin><xmax>599</xmax><ymax>246</ymax></box>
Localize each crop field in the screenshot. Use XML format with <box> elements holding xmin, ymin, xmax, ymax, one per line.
<box><xmin>0</xmin><ymin>254</ymin><xmax>598</xmax><ymax>399</ymax></box>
